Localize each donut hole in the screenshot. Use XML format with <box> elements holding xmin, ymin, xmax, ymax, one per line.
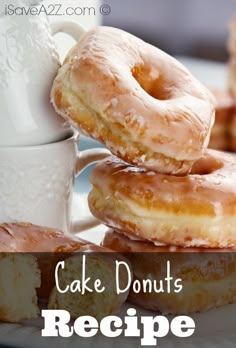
<box><xmin>190</xmin><ymin>155</ymin><xmax>224</xmax><ymax>175</ymax></box>
<box><xmin>132</xmin><ymin>65</ymin><xmax>172</xmax><ymax>100</ymax></box>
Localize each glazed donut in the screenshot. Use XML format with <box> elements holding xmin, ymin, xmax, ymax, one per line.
<box><xmin>89</xmin><ymin>150</ymin><xmax>236</xmax><ymax>248</ymax></box>
<box><xmin>208</xmin><ymin>87</ymin><xmax>235</xmax><ymax>150</ymax></box>
<box><xmin>51</xmin><ymin>26</ymin><xmax>215</xmax><ymax>175</ymax></box>
<box><xmin>102</xmin><ymin>229</ymin><xmax>236</xmax><ymax>314</ymax></box>
<box><xmin>0</xmin><ymin>223</ymin><xmax>130</xmax><ymax>320</ymax></box>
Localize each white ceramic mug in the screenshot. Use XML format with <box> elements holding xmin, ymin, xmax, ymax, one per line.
<box><xmin>0</xmin><ymin>130</ymin><xmax>109</xmax><ymax>233</ymax></box>
<box><xmin>46</xmin><ymin>0</ymin><xmax>102</xmax><ymax>61</ymax></box>
<box><xmin>0</xmin><ymin>0</ymin><xmax>87</xmax><ymax>146</ymax></box>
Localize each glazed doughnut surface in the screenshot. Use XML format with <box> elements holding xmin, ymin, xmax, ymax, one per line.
<box><xmin>89</xmin><ymin>150</ymin><xmax>236</xmax><ymax>248</ymax></box>
<box><xmin>51</xmin><ymin>26</ymin><xmax>215</xmax><ymax>174</ymax></box>
<box><xmin>208</xmin><ymin>87</ymin><xmax>235</xmax><ymax>151</ymax></box>
<box><xmin>102</xmin><ymin>230</ymin><xmax>236</xmax><ymax>314</ymax></box>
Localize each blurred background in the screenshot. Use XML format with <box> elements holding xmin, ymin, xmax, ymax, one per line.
<box><xmin>102</xmin><ymin>0</ymin><xmax>235</xmax><ymax>62</ymax></box>
<box><xmin>42</xmin><ymin>0</ymin><xmax>235</xmax><ymax>62</ymax></box>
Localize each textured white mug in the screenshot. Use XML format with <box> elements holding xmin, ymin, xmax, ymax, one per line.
<box><xmin>0</xmin><ymin>0</ymin><xmax>87</xmax><ymax>146</ymax></box>
<box><xmin>0</xmin><ymin>131</ymin><xmax>109</xmax><ymax>233</ymax></box>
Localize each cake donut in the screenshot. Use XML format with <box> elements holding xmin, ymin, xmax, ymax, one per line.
<box><xmin>0</xmin><ymin>223</ymin><xmax>130</xmax><ymax>321</ymax></box>
<box><xmin>89</xmin><ymin>150</ymin><xmax>236</xmax><ymax>248</ymax></box>
<box><xmin>102</xmin><ymin>229</ymin><xmax>236</xmax><ymax>314</ymax></box>
<box><xmin>51</xmin><ymin>26</ymin><xmax>215</xmax><ymax>175</ymax></box>
<box><xmin>208</xmin><ymin>87</ymin><xmax>235</xmax><ymax>150</ymax></box>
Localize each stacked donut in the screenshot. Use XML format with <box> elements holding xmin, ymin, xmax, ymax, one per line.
<box><xmin>208</xmin><ymin>87</ymin><xmax>235</xmax><ymax>150</ymax></box>
<box><xmin>190</xmin><ymin>17</ymin><xmax>236</xmax><ymax>152</ymax></box>
<box><xmin>0</xmin><ymin>222</ymin><xmax>130</xmax><ymax>322</ymax></box>
<box><xmin>51</xmin><ymin>26</ymin><xmax>236</xmax><ymax>314</ymax></box>
<box><xmin>228</xmin><ymin>15</ymin><xmax>236</xmax><ymax>100</ymax></box>
<box><xmin>204</xmin><ymin>14</ymin><xmax>236</xmax><ymax>152</ymax></box>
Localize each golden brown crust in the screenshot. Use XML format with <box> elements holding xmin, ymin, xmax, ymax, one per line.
<box><xmin>207</xmin><ymin>88</ymin><xmax>235</xmax><ymax>151</ymax></box>
<box><xmin>0</xmin><ymin>222</ymin><xmax>105</xmax><ymax>252</ymax></box>
<box><xmin>230</xmin><ymin>133</ymin><xmax>236</xmax><ymax>152</ymax></box>
<box><xmin>0</xmin><ymin>222</ymin><xmax>110</xmax><ymax>298</ymax></box>
<box><xmin>51</xmin><ymin>26</ymin><xmax>215</xmax><ymax>175</ymax></box>
<box><xmin>0</xmin><ymin>223</ymin><xmax>130</xmax><ymax>320</ymax></box>
<box><xmin>89</xmin><ymin>150</ymin><xmax>236</xmax><ymax>248</ymax></box>
<box><xmin>0</xmin><ymin>223</ymin><xmax>128</xmax><ymax>303</ymax></box>
<box><xmin>102</xmin><ymin>230</ymin><xmax>236</xmax><ymax>314</ymax></box>
<box><xmin>209</xmin><ymin>133</ymin><xmax>229</xmax><ymax>151</ymax></box>
<box><xmin>212</xmin><ymin>88</ymin><xmax>235</xmax><ymax>123</ymax></box>
<box><xmin>102</xmin><ymin>229</ymin><xmax>236</xmax><ymax>253</ymax></box>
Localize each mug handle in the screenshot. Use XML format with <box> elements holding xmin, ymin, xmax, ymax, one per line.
<box><xmin>70</xmin><ymin>148</ymin><xmax>111</xmax><ymax>234</ymax></box>
<box><xmin>50</xmin><ymin>20</ymin><xmax>87</xmax><ymax>41</ymax></box>
<box><xmin>50</xmin><ymin>21</ymin><xmax>100</xmax><ymax>233</ymax></box>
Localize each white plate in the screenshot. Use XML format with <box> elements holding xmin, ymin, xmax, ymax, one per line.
<box><xmin>1</xmin><ymin>58</ymin><xmax>234</xmax><ymax>348</ymax></box>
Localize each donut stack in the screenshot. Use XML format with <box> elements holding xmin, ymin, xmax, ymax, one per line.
<box><xmin>51</xmin><ymin>26</ymin><xmax>236</xmax><ymax>313</ymax></box>
<box><xmin>198</xmin><ymin>16</ymin><xmax>236</xmax><ymax>152</ymax></box>
<box><xmin>208</xmin><ymin>87</ymin><xmax>235</xmax><ymax>150</ymax></box>
<box><xmin>89</xmin><ymin>149</ymin><xmax>236</xmax><ymax>249</ymax></box>
<box><xmin>228</xmin><ymin>15</ymin><xmax>236</xmax><ymax>101</ymax></box>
